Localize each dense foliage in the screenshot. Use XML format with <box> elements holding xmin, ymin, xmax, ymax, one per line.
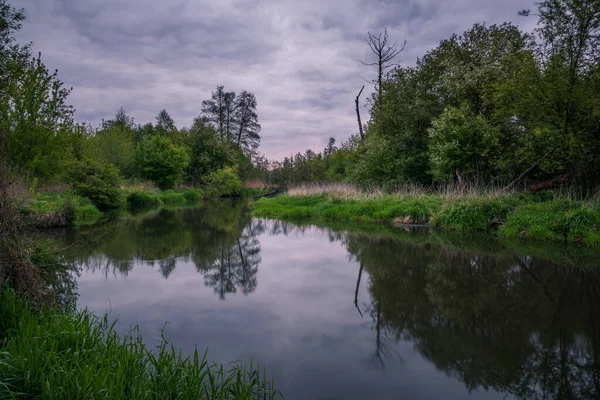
<box><xmin>65</xmin><ymin>160</ymin><xmax>122</xmax><ymax>209</ymax></box>
<box><xmin>264</xmin><ymin>1</ymin><xmax>600</xmax><ymax>191</ymax></box>
<box><xmin>134</xmin><ymin>135</ymin><xmax>189</xmax><ymax>190</ymax></box>
<box><xmin>2</xmin><ymin>0</ymin><xmax>599</xmax><ymax>196</ymax></box>
<box><xmin>0</xmin><ymin>0</ymin><xmax>263</xmax><ymax>198</ymax></box>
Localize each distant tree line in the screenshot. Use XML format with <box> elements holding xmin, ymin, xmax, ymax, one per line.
<box><xmin>0</xmin><ymin>0</ymin><xmax>263</xmax><ymax>190</ymax></box>
<box><xmin>265</xmin><ymin>0</ymin><xmax>600</xmax><ymax>191</ymax></box>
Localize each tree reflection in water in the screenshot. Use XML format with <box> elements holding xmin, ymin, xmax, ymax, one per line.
<box><xmin>44</xmin><ymin>204</ymin><xmax>600</xmax><ymax>399</ymax></box>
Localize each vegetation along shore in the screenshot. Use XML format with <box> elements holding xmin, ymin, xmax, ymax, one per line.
<box><xmin>252</xmin><ymin>184</ymin><xmax>600</xmax><ymax>246</ymax></box>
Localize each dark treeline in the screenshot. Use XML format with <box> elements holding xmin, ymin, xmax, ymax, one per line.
<box><xmin>2</xmin><ymin>0</ymin><xmax>599</xmax><ymax>193</ymax></box>
<box><xmin>0</xmin><ymin>0</ymin><xmax>264</xmax><ymax>192</ymax></box>
<box><xmin>265</xmin><ymin>0</ymin><xmax>600</xmax><ymax>191</ymax></box>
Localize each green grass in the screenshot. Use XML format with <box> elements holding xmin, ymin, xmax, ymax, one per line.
<box><xmin>500</xmin><ymin>200</ymin><xmax>600</xmax><ymax>245</ymax></box>
<box><xmin>20</xmin><ymin>193</ymin><xmax>102</xmax><ymax>226</ymax></box>
<box><xmin>432</xmin><ymin>197</ymin><xmax>520</xmax><ymax>231</ymax></box>
<box><xmin>0</xmin><ymin>289</ymin><xmax>281</xmax><ymax>400</ymax></box>
<box><xmin>252</xmin><ymin>194</ymin><xmax>442</xmax><ymax>224</ymax></box>
<box><xmin>252</xmin><ymin>193</ymin><xmax>600</xmax><ymax>246</ymax></box>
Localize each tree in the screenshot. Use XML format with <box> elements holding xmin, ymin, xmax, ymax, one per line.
<box><xmin>134</xmin><ymin>136</ymin><xmax>189</xmax><ymax>189</ymax></box>
<box><xmin>103</xmin><ymin>106</ymin><xmax>135</xmax><ymax>130</ymax></box>
<box><xmin>2</xmin><ymin>52</ymin><xmax>75</xmax><ymax>178</ymax></box>
<box><xmin>518</xmin><ymin>0</ymin><xmax>600</xmax><ymax>181</ymax></box>
<box><xmin>324</xmin><ymin>137</ymin><xmax>337</xmax><ymax>170</ymax></box>
<box><xmin>86</xmin><ymin>108</ymin><xmax>137</xmax><ymax>177</ymax></box>
<box><xmin>154</xmin><ymin>109</ymin><xmax>175</xmax><ymax>136</ymax></box>
<box><xmin>186</xmin><ymin>117</ymin><xmax>234</xmax><ymax>185</ymax></box>
<box><xmin>0</xmin><ymin>0</ymin><xmax>30</xmax><ymax>97</ymax></box>
<box><xmin>202</xmin><ymin>85</ymin><xmax>235</xmax><ymax>140</ymax></box>
<box><xmin>428</xmin><ymin>105</ymin><xmax>499</xmax><ymax>183</ymax></box>
<box><xmin>233</xmin><ymin>90</ymin><xmax>261</xmax><ymax>155</ymax></box>
<box><xmin>201</xmin><ymin>86</ymin><xmax>261</xmax><ymax>155</ymax></box>
<box><xmin>362</xmin><ymin>28</ymin><xmax>406</xmax><ymax>109</ymax></box>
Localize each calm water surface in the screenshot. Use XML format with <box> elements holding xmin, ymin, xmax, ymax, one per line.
<box><xmin>49</xmin><ymin>201</ymin><xmax>600</xmax><ymax>400</ymax></box>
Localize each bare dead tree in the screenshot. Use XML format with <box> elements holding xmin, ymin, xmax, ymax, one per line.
<box><xmin>361</xmin><ymin>28</ymin><xmax>406</xmax><ymax>107</ymax></box>
<box><xmin>355</xmin><ymin>85</ymin><xmax>365</xmax><ymax>142</ymax></box>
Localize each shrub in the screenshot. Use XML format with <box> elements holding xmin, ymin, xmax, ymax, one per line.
<box><xmin>183</xmin><ymin>189</ymin><xmax>204</xmax><ymax>204</ymax></box>
<box><xmin>65</xmin><ymin>160</ymin><xmax>122</xmax><ymax>209</ymax></box>
<box><xmin>125</xmin><ymin>190</ymin><xmax>160</xmax><ymax>210</ymax></box>
<box><xmin>160</xmin><ymin>190</ymin><xmax>187</xmax><ymax>205</ymax></box>
<box><xmin>20</xmin><ymin>192</ymin><xmax>101</xmax><ymax>227</ymax></box>
<box><xmin>135</xmin><ymin>136</ymin><xmax>189</xmax><ymax>190</ymax></box>
<box><xmin>433</xmin><ymin>197</ymin><xmax>519</xmax><ymax>231</ymax></box>
<box><xmin>203</xmin><ymin>167</ymin><xmax>242</xmax><ymax>197</ymax></box>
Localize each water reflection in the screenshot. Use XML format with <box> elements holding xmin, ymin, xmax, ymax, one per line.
<box><xmin>347</xmin><ymin>232</ymin><xmax>600</xmax><ymax>398</ymax></box>
<box><xmin>46</xmin><ymin>202</ymin><xmax>600</xmax><ymax>400</ymax></box>
<box><xmin>53</xmin><ymin>201</ymin><xmax>263</xmax><ymax>299</ymax></box>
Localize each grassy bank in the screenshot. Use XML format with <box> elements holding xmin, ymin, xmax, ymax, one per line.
<box><xmin>252</xmin><ymin>188</ymin><xmax>600</xmax><ymax>246</ymax></box>
<box><xmin>19</xmin><ymin>187</ymin><xmax>214</xmax><ymax>228</ymax></box>
<box><xmin>0</xmin><ymin>289</ymin><xmax>280</xmax><ymax>400</ymax></box>
<box><xmin>19</xmin><ymin>185</ymin><xmax>265</xmax><ymax>229</ymax></box>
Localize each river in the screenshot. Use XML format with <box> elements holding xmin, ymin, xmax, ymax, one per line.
<box><xmin>47</xmin><ymin>200</ymin><xmax>600</xmax><ymax>400</ymax></box>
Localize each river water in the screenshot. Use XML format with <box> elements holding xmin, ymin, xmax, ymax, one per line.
<box><xmin>49</xmin><ymin>201</ymin><xmax>600</xmax><ymax>399</ymax></box>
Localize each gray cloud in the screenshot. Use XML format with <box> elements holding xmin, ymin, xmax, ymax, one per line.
<box><xmin>13</xmin><ymin>0</ymin><xmax>536</xmax><ymax>159</ymax></box>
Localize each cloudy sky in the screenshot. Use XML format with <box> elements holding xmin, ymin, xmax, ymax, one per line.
<box><xmin>13</xmin><ymin>0</ymin><xmax>536</xmax><ymax>160</ymax></box>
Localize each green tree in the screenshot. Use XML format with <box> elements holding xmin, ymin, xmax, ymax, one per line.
<box><xmin>428</xmin><ymin>105</ymin><xmax>499</xmax><ymax>183</ymax></box>
<box><xmin>155</xmin><ymin>109</ymin><xmax>175</xmax><ymax>136</ymax></box>
<box><xmin>85</xmin><ymin>109</ymin><xmax>137</xmax><ymax>177</ymax></box>
<box><xmin>135</xmin><ymin>135</ymin><xmax>189</xmax><ymax>189</ymax></box>
<box><xmin>186</xmin><ymin>118</ymin><xmax>235</xmax><ymax>185</ymax></box>
<box><xmin>2</xmin><ymin>52</ymin><xmax>75</xmax><ymax>179</ymax></box>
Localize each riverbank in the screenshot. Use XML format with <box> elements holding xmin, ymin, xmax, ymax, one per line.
<box><xmin>18</xmin><ymin>186</ymin><xmax>265</xmax><ymax>228</ymax></box>
<box><xmin>252</xmin><ymin>192</ymin><xmax>600</xmax><ymax>246</ymax></box>
<box><xmin>0</xmin><ymin>288</ymin><xmax>279</xmax><ymax>399</ymax></box>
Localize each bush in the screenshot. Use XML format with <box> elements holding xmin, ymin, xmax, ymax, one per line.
<box><xmin>183</xmin><ymin>189</ymin><xmax>204</xmax><ymax>204</ymax></box>
<box><xmin>203</xmin><ymin>167</ymin><xmax>242</xmax><ymax>197</ymax></box>
<box><xmin>135</xmin><ymin>136</ymin><xmax>189</xmax><ymax>190</ymax></box>
<box><xmin>160</xmin><ymin>190</ymin><xmax>187</xmax><ymax>205</ymax></box>
<box><xmin>65</xmin><ymin>160</ymin><xmax>122</xmax><ymax>209</ymax></box>
<box><xmin>433</xmin><ymin>197</ymin><xmax>519</xmax><ymax>231</ymax></box>
<box><xmin>20</xmin><ymin>192</ymin><xmax>102</xmax><ymax>227</ymax></box>
<box><xmin>125</xmin><ymin>190</ymin><xmax>161</xmax><ymax>210</ymax></box>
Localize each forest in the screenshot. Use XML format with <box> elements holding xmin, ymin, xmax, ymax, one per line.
<box><xmin>266</xmin><ymin>0</ymin><xmax>600</xmax><ymax>191</ymax></box>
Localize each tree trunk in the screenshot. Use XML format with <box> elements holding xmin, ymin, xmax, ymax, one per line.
<box><xmin>355</xmin><ymin>86</ymin><xmax>365</xmax><ymax>142</ymax></box>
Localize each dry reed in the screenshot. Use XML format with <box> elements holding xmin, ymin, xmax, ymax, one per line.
<box><xmin>286</xmin><ymin>182</ymin><xmax>513</xmax><ymax>201</ymax></box>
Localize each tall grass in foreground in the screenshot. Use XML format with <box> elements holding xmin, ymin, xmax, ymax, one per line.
<box><xmin>0</xmin><ymin>289</ymin><xmax>281</xmax><ymax>400</ymax></box>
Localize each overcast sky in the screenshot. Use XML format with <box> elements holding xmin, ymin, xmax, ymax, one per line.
<box><xmin>13</xmin><ymin>0</ymin><xmax>536</xmax><ymax>160</ymax></box>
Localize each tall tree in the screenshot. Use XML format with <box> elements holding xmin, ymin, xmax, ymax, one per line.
<box><xmin>233</xmin><ymin>90</ymin><xmax>261</xmax><ymax>155</ymax></box>
<box><xmin>202</xmin><ymin>85</ymin><xmax>236</xmax><ymax>140</ymax></box>
<box><xmin>155</xmin><ymin>109</ymin><xmax>175</xmax><ymax>135</ymax></box>
<box><xmin>519</xmin><ymin>0</ymin><xmax>600</xmax><ymax>180</ymax></box>
<box><xmin>2</xmin><ymin>52</ymin><xmax>75</xmax><ymax>178</ymax></box>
